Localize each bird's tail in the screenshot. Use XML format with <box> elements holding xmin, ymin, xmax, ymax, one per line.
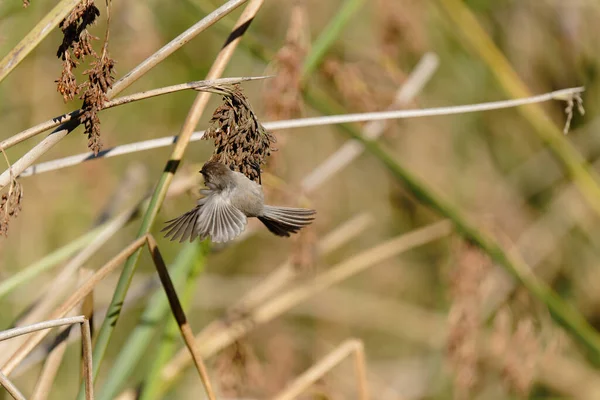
<box><xmin>258</xmin><ymin>206</ymin><xmax>316</xmax><ymax>237</ymax></box>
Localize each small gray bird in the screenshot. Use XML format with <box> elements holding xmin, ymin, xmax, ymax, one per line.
<box><xmin>162</xmin><ymin>161</ymin><xmax>316</xmax><ymax>243</ymax></box>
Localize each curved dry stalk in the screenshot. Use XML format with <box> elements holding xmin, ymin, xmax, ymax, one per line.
<box><xmin>273</xmin><ymin>339</ymin><xmax>369</xmax><ymax>400</ymax></box>
<box><xmin>0</xmin><ymin>199</ymin><xmax>142</xmax><ymax>366</ymax></box>
<box><xmin>1</xmin><ymin>232</ymin><xmax>213</xmax><ymax>400</ymax></box>
<box><xmin>15</xmin><ymin>86</ymin><xmax>585</xmax><ymax>179</ymax></box>
<box><xmin>1</xmin><ymin>236</ymin><xmax>148</xmax><ymax>376</ymax></box>
<box><xmin>0</xmin><ymin>75</ymin><xmax>270</xmax><ymax>150</ymax></box>
<box><xmin>0</xmin><ymin>316</ymin><xmax>85</xmax><ymax>342</ymax></box>
<box><xmin>0</xmin><ymin>315</ymin><xmax>94</xmax><ymax>400</ymax></box>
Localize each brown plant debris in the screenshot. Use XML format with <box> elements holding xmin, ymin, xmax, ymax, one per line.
<box><xmin>291</xmin><ymin>223</ymin><xmax>318</xmax><ymax>273</ymax></box>
<box><xmin>263</xmin><ymin>2</ymin><xmax>309</xmax><ymax>121</ymax></box>
<box><xmin>446</xmin><ymin>240</ymin><xmax>489</xmax><ymax>399</ymax></box>
<box><xmin>79</xmin><ymin>54</ymin><xmax>116</xmax><ymax>155</ymax></box>
<box><xmin>376</xmin><ymin>0</ymin><xmax>427</xmax><ymax>58</ymax></box>
<box><xmin>23</xmin><ymin>0</ymin><xmax>30</xmax><ymax>7</ymax></box>
<box><xmin>56</xmin><ymin>0</ymin><xmax>100</xmax><ymax>102</ymax></box>
<box><xmin>215</xmin><ymin>340</ymin><xmax>265</xmax><ymax>398</ymax></box>
<box><xmin>1</xmin><ymin>179</ymin><xmax>23</xmax><ymax>237</ymax></box>
<box><xmin>204</xmin><ymin>84</ymin><xmax>276</xmax><ymax>182</ymax></box>
<box><xmin>563</xmin><ymin>92</ymin><xmax>585</xmax><ymax>134</ymax></box>
<box><xmin>321</xmin><ymin>58</ymin><xmax>394</xmax><ymax>113</ymax></box>
<box><xmin>491</xmin><ymin>308</ymin><xmax>540</xmax><ymax>398</ymax></box>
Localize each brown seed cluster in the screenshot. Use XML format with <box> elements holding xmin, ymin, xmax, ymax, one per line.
<box><xmin>0</xmin><ymin>180</ymin><xmax>23</xmax><ymax>237</ymax></box>
<box><xmin>79</xmin><ymin>55</ymin><xmax>116</xmax><ymax>155</ymax></box>
<box><xmin>291</xmin><ymin>224</ymin><xmax>318</xmax><ymax>273</ymax></box>
<box><xmin>446</xmin><ymin>240</ymin><xmax>488</xmax><ymax>399</ymax></box>
<box><xmin>491</xmin><ymin>308</ymin><xmax>540</xmax><ymax>397</ymax></box>
<box><xmin>322</xmin><ymin>58</ymin><xmax>395</xmax><ymax>113</ymax></box>
<box><xmin>56</xmin><ymin>0</ymin><xmax>100</xmax><ymax>102</ymax></box>
<box><xmin>204</xmin><ymin>84</ymin><xmax>276</xmax><ymax>182</ymax></box>
<box><xmin>215</xmin><ymin>340</ymin><xmax>265</xmax><ymax>398</ymax></box>
<box><xmin>376</xmin><ymin>0</ymin><xmax>427</xmax><ymax>58</ymax></box>
<box><xmin>263</xmin><ymin>2</ymin><xmax>308</xmax><ymax>121</ymax></box>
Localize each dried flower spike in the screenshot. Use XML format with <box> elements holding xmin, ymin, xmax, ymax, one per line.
<box><xmin>0</xmin><ymin>180</ymin><xmax>23</xmax><ymax>237</ymax></box>
<box><xmin>446</xmin><ymin>240</ymin><xmax>488</xmax><ymax>399</ymax></box>
<box><xmin>263</xmin><ymin>2</ymin><xmax>308</xmax><ymax>121</ymax></box>
<box><xmin>204</xmin><ymin>84</ymin><xmax>276</xmax><ymax>182</ymax></box>
<box><xmin>79</xmin><ymin>55</ymin><xmax>116</xmax><ymax>155</ymax></box>
<box><xmin>55</xmin><ymin>0</ymin><xmax>100</xmax><ymax>102</ymax></box>
<box><xmin>563</xmin><ymin>93</ymin><xmax>585</xmax><ymax>134</ymax></box>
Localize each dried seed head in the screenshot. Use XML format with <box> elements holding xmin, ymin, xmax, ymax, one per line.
<box><xmin>291</xmin><ymin>223</ymin><xmax>318</xmax><ymax>273</ymax></box>
<box><xmin>263</xmin><ymin>2</ymin><xmax>309</xmax><ymax>121</ymax></box>
<box><xmin>322</xmin><ymin>58</ymin><xmax>395</xmax><ymax>113</ymax></box>
<box><xmin>0</xmin><ymin>179</ymin><xmax>23</xmax><ymax>237</ymax></box>
<box><xmin>446</xmin><ymin>240</ymin><xmax>489</xmax><ymax>399</ymax></box>
<box><xmin>376</xmin><ymin>0</ymin><xmax>426</xmax><ymax>57</ymax></box>
<box><xmin>492</xmin><ymin>308</ymin><xmax>540</xmax><ymax>397</ymax></box>
<box><xmin>204</xmin><ymin>84</ymin><xmax>276</xmax><ymax>182</ymax></box>
<box><xmin>56</xmin><ymin>0</ymin><xmax>100</xmax><ymax>102</ymax></box>
<box><xmin>55</xmin><ymin>52</ymin><xmax>80</xmax><ymax>102</ymax></box>
<box><xmin>215</xmin><ymin>340</ymin><xmax>265</xmax><ymax>398</ymax></box>
<box><xmin>79</xmin><ymin>54</ymin><xmax>116</xmax><ymax>155</ymax></box>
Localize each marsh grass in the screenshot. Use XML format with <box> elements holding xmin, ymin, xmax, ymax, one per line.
<box><xmin>2</xmin><ymin>1</ymin><xmax>600</xmax><ymax>399</ymax></box>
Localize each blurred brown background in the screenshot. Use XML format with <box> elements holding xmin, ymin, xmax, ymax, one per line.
<box><xmin>1</xmin><ymin>0</ymin><xmax>600</xmax><ymax>399</ymax></box>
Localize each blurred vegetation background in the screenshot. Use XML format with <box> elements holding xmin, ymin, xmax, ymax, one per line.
<box><xmin>1</xmin><ymin>0</ymin><xmax>600</xmax><ymax>399</ymax></box>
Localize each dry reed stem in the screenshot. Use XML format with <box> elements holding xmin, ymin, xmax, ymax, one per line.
<box><xmin>15</xmin><ymin>86</ymin><xmax>586</xmax><ymax>180</ymax></box>
<box><xmin>81</xmin><ymin>319</ymin><xmax>94</xmax><ymax>400</ymax></box>
<box><xmin>0</xmin><ymin>370</ymin><xmax>25</xmax><ymax>400</ymax></box>
<box><xmin>2</xmin><ymin>236</ymin><xmax>147</xmax><ymax>376</ymax></box>
<box><xmin>273</xmin><ymin>339</ymin><xmax>369</xmax><ymax>400</ymax></box>
<box><xmin>0</xmin><ymin>202</ymin><xmax>139</xmax><ymax>363</ymax></box>
<box><xmin>0</xmin><ymin>316</ymin><xmax>94</xmax><ymax>399</ymax></box>
<box><xmin>30</xmin><ymin>268</ymin><xmax>90</xmax><ymax>400</ymax></box>
<box><xmin>145</xmin><ymin>235</ymin><xmax>216</xmax><ymax>400</ymax></box>
<box><xmin>0</xmin><ymin>0</ymin><xmax>250</xmax><ymax>190</ymax></box>
<box><xmin>81</xmin><ymin>269</ymin><xmax>95</xmax><ymax>342</ymax></box>
<box><xmin>158</xmin><ymin>220</ymin><xmax>452</xmax><ymax>390</ymax></box>
<box><xmin>80</xmin><ymin>269</ymin><xmax>95</xmax><ymax>400</ymax></box>
<box><xmin>0</xmin><ymin>76</ymin><xmax>269</xmax><ymax>150</ymax></box>
<box><xmin>0</xmin><ymin>316</ymin><xmax>86</xmax><ymax>342</ymax></box>
<box><xmin>2</xmin><ymin>234</ymin><xmax>215</xmax><ymax>398</ymax></box>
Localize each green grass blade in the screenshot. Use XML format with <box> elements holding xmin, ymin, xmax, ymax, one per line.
<box><xmin>0</xmin><ymin>223</ymin><xmax>106</xmax><ymax>300</ymax></box>
<box><xmin>301</xmin><ymin>0</ymin><xmax>366</xmax><ymax>79</ymax></box>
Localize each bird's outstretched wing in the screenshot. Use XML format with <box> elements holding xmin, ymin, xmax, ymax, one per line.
<box><xmin>162</xmin><ymin>192</ymin><xmax>247</xmax><ymax>243</ymax></box>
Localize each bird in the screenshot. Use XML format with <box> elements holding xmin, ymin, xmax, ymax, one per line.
<box><xmin>162</xmin><ymin>161</ymin><xmax>316</xmax><ymax>243</ymax></box>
